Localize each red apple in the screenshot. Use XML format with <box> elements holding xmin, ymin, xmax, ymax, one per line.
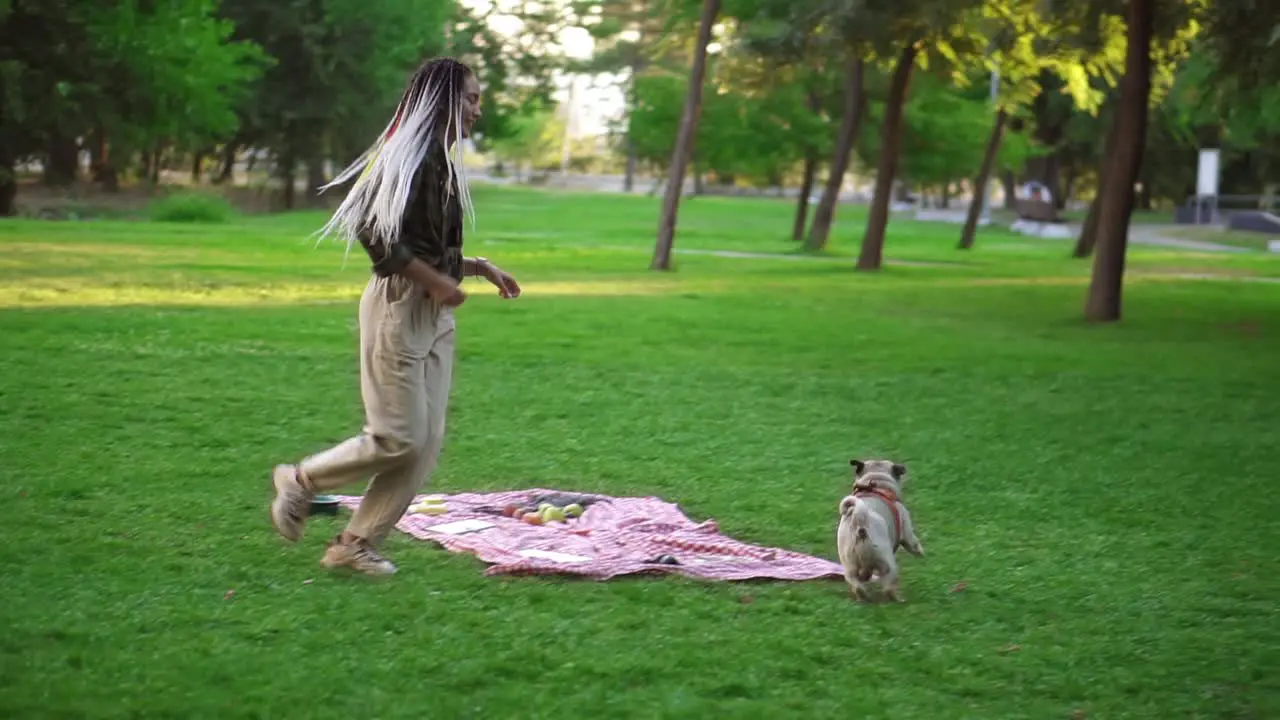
<box><xmin>522</xmin><ymin>513</ymin><xmax>543</xmax><ymax>526</ymax></box>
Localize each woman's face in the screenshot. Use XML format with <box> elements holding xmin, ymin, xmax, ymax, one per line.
<box><xmin>459</xmin><ymin>73</ymin><xmax>482</xmax><ymax>139</ymax></box>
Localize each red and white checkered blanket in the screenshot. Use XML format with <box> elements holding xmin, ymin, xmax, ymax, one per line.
<box><xmin>334</xmin><ymin>489</ymin><xmax>844</xmax><ymax>582</ymax></box>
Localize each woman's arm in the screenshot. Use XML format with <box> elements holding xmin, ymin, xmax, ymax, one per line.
<box><xmin>462</xmin><ymin>255</ymin><xmax>520</xmax><ymax>298</ymax></box>
<box><xmin>462</xmin><ymin>256</ymin><xmax>492</xmax><ymax>278</ymax></box>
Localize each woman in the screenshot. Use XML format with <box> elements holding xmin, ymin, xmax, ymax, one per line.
<box><xmin>269</xmin><ymin>57</ymin><xmax>521</xmax><ymax>576</ymax></box>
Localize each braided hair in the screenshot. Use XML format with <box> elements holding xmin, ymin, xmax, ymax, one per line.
<box><xmin>315</xmin><ymin>57</ymin><xmax>476</xmax><ymax>256</ymax></box>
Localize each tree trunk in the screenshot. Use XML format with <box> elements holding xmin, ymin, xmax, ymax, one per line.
<box><xmin>1084</xmin><ymin>0</ymin><xmax>1153</xmax><ymax>323</ymax></box>
<box><xmin>791</xmin><ymin>89</ymin><xmax>824</xmax><ymax>241</ymax></box>
<box><xmin>856</xmin><ymin>43</ymin><xmax>917</xmax><ymax>272</ymax></box>
<box><xmin>624</xmin><ymin>138</ymin><xmax>637</xmax><ymax>193</ymax></box>
<box><xmin>146</xmin><ymin>144</ymin><xmax>163</xmax><ymax>183</ymax></box>
<box><xmin>940</xmin><ymin>183</ymin><xmax>951</xmax><ymax>209</ymax></box>
<box><xmin>192</xmin><ymin>151</ymin><xmax>204</xmax><ymax>183</ymax></box>
<box><xmin>793</xmin><ymin>151</ymin><xmax>818</xmax><ymax>241</ymax></box>
<box><xmin>0</xmin><ymin>143</ymin><xmax>16</xmax><ymax>216</ymax></box>
<box><xmin>1061</xmin><ymin>163</ymin><xmax>1077</xmax><ymax>209</ymax></box>
<box><xmin>278</xmin><ymin>146</ymin><xmax>298</xmax><ymax>210</ymax></box>
<box><xmin>100</xmin><ymin>162</ymin><xmax>120</xmax><ymax>192</ymax></box>
<box><xmin>1074</xmin><ymin>197</ymin><xmax>1101</xmax><ymax>257</ymax></box>
<box><xmin>1001</xmin><ymin>170</ymin><xmax>1016</xmax><ymax>209</ymax></box>
<box><xmin>651</xmin><ymin>0</ymin><xmax>720</xmax><ymax>271</ymax></box>
<box><xmin>1137</xmin><ymin>157</ymin><xmax>1153</xmax><ymax>210</ymax></box>
<box><xmin>959</xmin><ymin>108</ymin><xmax>1008</xmax><ymax>250</ymax></box>
<box><xmin>216</xmin><ymin>142</ymin><xmax>238</xmax><ymax>185</ymax></box>
<box><xmin>43</xmin><ymin>132</ymin><xmax>79</xmax><ymax>186</ymax></box>
<box><xmin>806</xmin><ymin>55</ymin><xmax>865</xmax><ymax>251</ymax></box>
<box><xmin>0</xmin><ymin>174</ymin><xmax>14</xmax><ymax>216</ymax></box>
<box><xmin>282</xmin><ymin>167</ymin><xmax>296</xmax><ymax>210</ymax></box>
<box><xmin>1073</xmin><ymin>105</ymin><xmax>1122</xmax><ymax>258</ymax></box>
<box><xmin>88</xmin><ymin>127</ymin><xmax>106</xmax><ymax>181</ymax></box>
<box><xmin>306</xmin><ymin>155</ymin><xmax>327</xmax><ymax>207</ymax></box>
<box><xmin>89</xmin><ymin>126</ymin><xmax>119</xmax><ymax>192</ymax></box>
<box><xmin>623</xmin><ymin>56</ymin><xmax>644</xmax><ymax>193</ymax></box>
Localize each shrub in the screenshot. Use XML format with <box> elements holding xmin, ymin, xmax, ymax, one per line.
<box><xmin>148</xmin><ymin>191</ymin><xmax>235</xmax><ymax>223</ymax></box>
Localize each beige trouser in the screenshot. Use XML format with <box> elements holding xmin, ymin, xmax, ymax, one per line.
<box><xmin>299</xmin><ymin>274</ymin><xmax>455</xmax><ymax>547</ymax></box>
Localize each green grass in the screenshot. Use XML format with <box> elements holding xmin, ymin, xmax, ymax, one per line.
<box><xmin>2</xmin><ymin>184</ymin><xmax>1278</xmax><ymax>719</ymax></box>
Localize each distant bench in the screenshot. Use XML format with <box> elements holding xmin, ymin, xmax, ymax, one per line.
<box><xmin>1014</xmin><ymin>198</ymin><xmax>1064</xmax><ymax>223</ymax></box>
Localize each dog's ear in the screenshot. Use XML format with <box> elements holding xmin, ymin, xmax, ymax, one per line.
<box><xmin>850</xmin><ymin>459</ymin><xmax>865</xmax><ymax>475</ymax></box>
<box><xmin>891</xmin><ymin>463</ymin><xmax>907</xmax><ymax>480</ymax></box>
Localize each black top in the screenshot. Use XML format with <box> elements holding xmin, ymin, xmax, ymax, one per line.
<box><xmin>357</xmin><ymin>139</ymin><xmax>464</xmax><ymax>282</ymax></box>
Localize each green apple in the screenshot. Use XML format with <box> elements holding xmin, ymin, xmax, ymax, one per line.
<box><xmin>563</xmin><ymin>503</ymin><xmax>584</xmax><ymax>518</ymax></box>
<box><xmin>541</xmin><ymin>506</ymin><xmax>567</xmax><ymax>523</ymax></box>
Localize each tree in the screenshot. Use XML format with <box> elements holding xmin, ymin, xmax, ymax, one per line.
<box><xmin>959</xmin><ymin>0</ymin><xmax>1128</xmax><ymax>250</ymax></box>
<box><xmin>1084</xmin><ymin>0</ymin><xmax>1154</xmax><ymax>322</ymax></box>
<box><xmin>1070</xmin><ymin>0</ymin><xmax>1204</xmax><ymax>321</ymax></box>
<box><xmin>807</xmin><ymin>53</ymin><xmax>865</xmax><ymax>250</ymax></box>
<box><xmin>628</xmin><ymin>71</ymin><xmax>687</xmax><ymax>178</ymax></box>
<box><xmin>856</xmin><ymin>42</ymin><xmax>918</xmax><ymax>271</ymax></box>
<box><xmin>490</xmin><ymin>102</ymin><xmax>566</xmax><ymax>179</ymax></box>
<box><xmin>885</xmin><ymin>72</ymin><xmax>1003</xmax><ymax>203</ymax></box>
<box><xmin>573</xmin><ymin>0</ymin><xmax>670</xmax><ymax>191</ymax></box>
<box><xmin>217</xmin><ymin>0</ymin><xmax>453</xmax><ymax>208</ymax></box>
<box><xmin>852</xmin><ymin>0</ymin><xmax>990</xmax><ymax>271</ymax></box>
<box><xmin>792</xmin><ymin>88</ymin><xmax>824</xmax><ymax>241</ymax></box>
<box><xmin>651</xmin><ymin>0</ymin><xmax>721</xmax><ymax>271</ymax></box>
<box><xmin>0</xmin><ymin>0</ymin><xmax>264</xmax><ymax>214</ymax></box>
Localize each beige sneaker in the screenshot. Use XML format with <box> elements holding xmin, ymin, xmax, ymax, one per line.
<box><xmin>269</xmin><ymin>464</ymin><xmax>312</xmax><ymax>542</ymax></box>
<box><xmin>320</xmin><ymin>535</ymin><xmax>397</xmax><ymax>576</ymax></box>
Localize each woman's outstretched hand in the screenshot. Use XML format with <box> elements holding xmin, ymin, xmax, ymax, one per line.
<box><xmin>482</xmin><ymin>262</ymin><xmax>521</xmax><ymax>299</ymax></box>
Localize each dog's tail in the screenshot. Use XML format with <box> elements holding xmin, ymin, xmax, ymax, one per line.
<box><xmin>843</xmin><ymin>497</ymin><xmax>872</xmax><ymax>543</ymax></box>
<box><xmin>839</xmin><ymin>496</ymin><xmax>857</xmax><ymax>517</ymax></box>
<box><xmin>849</xmin><ymin>502</ymin><xmax>870</xmax><ymax>540</ymax></box>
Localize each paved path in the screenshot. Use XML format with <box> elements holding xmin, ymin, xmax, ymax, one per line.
<box><xmin>667</xmin><ymin>248</ymin><xmax>950</xmax><ymax>267</ymax></box>
<box><xmin>1125</xmin><ymin>225</ymin><xmax>1251</xmax><ymax>253</ymax></box>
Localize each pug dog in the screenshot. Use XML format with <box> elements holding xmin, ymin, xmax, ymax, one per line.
<box><xmin>837</xmin><ymin>459</ymin><xmax>925</xmax><ymax>602</ymax></box>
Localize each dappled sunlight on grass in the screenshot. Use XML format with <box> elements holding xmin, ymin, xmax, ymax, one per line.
<box><xmin>0</xmin><ymin>277</ymin><xmax>739</xmax><ymax>308</ymax></box>
<box><xmin>0</xmin><ymin>280</ymin><xmax>363</xmax><ymax>308</ymax></box>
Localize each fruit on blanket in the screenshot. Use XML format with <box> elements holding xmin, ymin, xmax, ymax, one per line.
<box><xmin>563</xmin><ymin>503</ymin><xmax>584</xmax><ymax>518</ymax></box>
<box><xmin>522</xmin><ymin>513</ymin><xmax>543</xmax><ymax>526</ymax></box>
<box><xmin>537</xmin><ymin>503</ymin><xmax>553</xmax><ymax>513</ymax></box>
<box><xmin>541</xmin><ymin>506</ymin><xmax>566</xmax><ymax>523</ymax></box>
<box><xmin>503</xmin><ymin>504</ymin><xmax>519</xmax><ymax>518</ymax></box>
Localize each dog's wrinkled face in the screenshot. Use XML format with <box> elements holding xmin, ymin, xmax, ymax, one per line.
<box><xmin>850</xmin><ymin>458</ymin><xmax>907</xmax><ymax>493</ymax></box>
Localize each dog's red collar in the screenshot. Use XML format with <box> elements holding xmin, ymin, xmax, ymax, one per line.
<box><xmin>853</xmin><ymin>486</ymin><xmax>902</xmax><ymax>539</ymax></box>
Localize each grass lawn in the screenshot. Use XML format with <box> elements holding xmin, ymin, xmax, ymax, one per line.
<box><xmin>2</xmin><ymin>185</ymin><xmax>1278</xmax><ymax>718</ymax></box>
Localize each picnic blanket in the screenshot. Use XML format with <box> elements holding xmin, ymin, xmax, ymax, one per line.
<box><xmin>334</xmin><ymin>488</ymin><xmax>844</xmax><ymax>582</ymax></box>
